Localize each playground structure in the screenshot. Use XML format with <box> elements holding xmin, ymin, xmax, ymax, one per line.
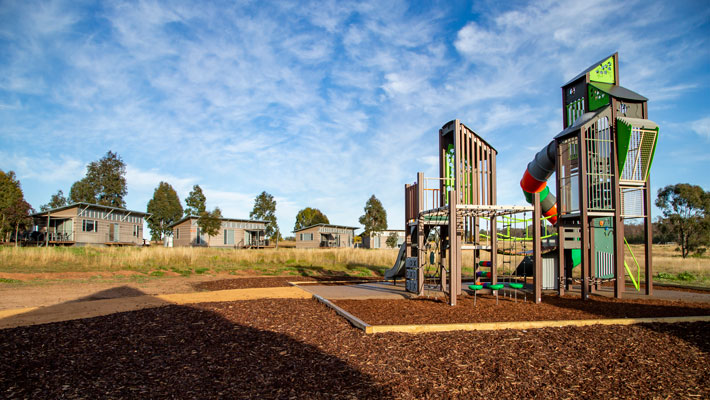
<box><xmin>388</xmin><ymin>53</ymin><xmax>658</xmax><ymax>305</ymax></box>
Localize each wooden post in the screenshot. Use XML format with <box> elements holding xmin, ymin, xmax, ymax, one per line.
<box><xmin>579</xmin><ymin>131</ymin><xmax>590</xmax><ymax>300</ymax></box>
<box><xmin>611</xmin><ymin>119</ymin><xmax>624</xmax><ymax>299</ymax></box>
<box><xmin>590</xmin><ymin>220</ymin><xmax>597</xmax><ymax>293</ymax></box>
<box><xmin>533</xmin><ymin>192</ymin><xmax>542</xmax><ymax>303</ymax></box>
<box><xmin>555</xmin><ymin>141</ymin><xmax>566</xmax><ymax>295</ymax></box>
<box><xmin>557</xmin><ymin>221</ymin><xmax>566</xmax><ymax>295</ymax></box>
<box><xmin>46</xmin><ymin>212</ymin><xmax>50</xmax><ymax>247</ymax></box>
<box><xmin>644</xmin><ymin>179</ymin><xmax>653</xmax><ymax>296</ymax></box>
<box><xmin>417</xmin><ymin>221</ymin><xmax>425</xmax><ymax>296</ymax></box>
<box><xmin>448</xmin><ymin>190</ymin><xmax>459</xmax><ymax>306</ymax></box>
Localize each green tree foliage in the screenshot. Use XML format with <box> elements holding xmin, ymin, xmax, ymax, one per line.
<box><xmin>386</xmin><ymin>232</ymin><xmax>399</xmax><ymax>248</ymax></box>
<box><xmin>655</xmin><ymin>183</ymin><xmax>710</xmax><ymax>258</ymax></box>
<box><xmin>0</xmin><ymin>170</ymin><xmax>33</xmax><ymax>243</ymax></box>
<box><xmin>69</xmin><ymin>151</ymin><xmax>127</xmax><ymax>207</ymax></box>
<box><xmin>184</xmin><ymin>185</ymin><xmax>207</xmax><ymax>217</ymax></box>
<box><xmin>146</xmin><ymin>182</ymin><xmax>184</xmax><ymax>241</ymax></box>
<box><xmin>198</xmin><ymin>207</ymin><xmax>222</xmax><ymax>246</ymax></box>
<box><xmin>359</xmin><ymin>194</ymin><xmax>387</xmax><ymax>235</ymax></box>
<box><xmin>250</xmin><ymin>191</ymin><xmax>280</xmax><ymax>242</ymax></box>
<box><xmin>40</xmin><ymin>190</ymin><xmax>68</xmax><ymax>211</ymax></box>
<box><xmin>294</xmin><ymin>207</ymin><xmax>329</xmax><ymax>231</ymax></box>
<box><xmin>69</xmin><ymin>178</ymin><xmax>97</xmax><ymax>204</ymax></box>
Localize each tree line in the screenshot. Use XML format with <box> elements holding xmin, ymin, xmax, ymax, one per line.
<box><xmin>3</xmin><ymin>151</ymin><xmax>707</xmax><ymax>255</ymax></box>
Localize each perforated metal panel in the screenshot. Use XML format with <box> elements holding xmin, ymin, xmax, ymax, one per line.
<box><xmin>621</xmin><ymin>187</ymin><xmax>646</xmax><ymax>218</ymax></box>
<box><xmin>405</xmin><ymin>257</ymin><xmax>419</xmax><ymax>293</ymax></box>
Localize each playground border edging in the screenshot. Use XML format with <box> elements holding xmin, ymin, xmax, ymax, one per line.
<box><xmin>311</xmin><ymin>296</ymin><xmax>710</xmax><ymax>334</ymax></box>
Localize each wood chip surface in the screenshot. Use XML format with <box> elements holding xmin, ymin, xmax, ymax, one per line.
<box><xmin>1</xmin><ymin>297</ymin><xmax>708</xmax><ymax>399</ymax></box>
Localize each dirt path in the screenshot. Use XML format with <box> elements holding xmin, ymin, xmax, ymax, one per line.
<box><xmin>0</xmin><ymin>272</ymin><xmax>309</xmax><ymax>311</ymax></box>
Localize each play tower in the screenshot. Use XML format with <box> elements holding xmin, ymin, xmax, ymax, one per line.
<box><xmin>399</xmin><ymin>121</ymin><xmax>542</xmax><ymax>306</ymax></box>
<box><xmin>390</xmin><ymin>53</ymin><xmax>657</xmax><ymax>305</ymax></box>
<box><xmin>521</xmin><ymin>53</ymin><xmax>658</xmax><ymax>299</ymax></box>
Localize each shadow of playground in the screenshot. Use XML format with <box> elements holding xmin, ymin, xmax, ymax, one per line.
<box><xmin>0</xmin><ymin>288</ymin><xmax>388</xmax><ymax>398</ymax></box>
<box><xmin>0</xmin><ymin>286</ymin><xmax>174</xmax><ymax>329</ymax></box>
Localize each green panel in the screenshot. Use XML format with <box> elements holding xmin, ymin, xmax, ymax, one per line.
<box><xmin>644</xmin><ymin>126</ymin><xmax>659</xmax><ymax>181</ymax></box>
<box><xmin>593</xmin><ymin>217</ymin><xmax>615</xmax><ymax>279</ymax></box>
<box><xmin>616</xmin><ymin>118</ymin><xmax>632</xmax><ymax>172</ymax></box>
<box><xmin>444</xmin><ymin>144</ymin><xmax>454</xmax><ymax>204</ymax></box>
<box><xmin>593</xmin><ymin>218</ymin><xmax>614</xmax><ymax>253</ymax></box>
<box><xmin>571</xmin><ymin>249</ymin><xmax>581</xmax><ymax>267</ymax></box>
<box><xmin>588</xmin><ymin>84</ymin><xmax>610</xmax><ymax>111</ymax></box>
<box><xmin>589</xmin><ymin>56</ymin><xmax>615</xmax><ymax>84</ymax></box>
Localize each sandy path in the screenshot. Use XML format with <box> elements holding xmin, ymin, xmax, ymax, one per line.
<box><xmin>0</xmin><ymin>273</ymin><xmax>242</xmax><ymax>310</ymax></box>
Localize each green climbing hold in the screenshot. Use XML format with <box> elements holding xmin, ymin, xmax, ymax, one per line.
<box><xmin>509</xmin><ymin>283</ymin><xmax>524</xmax><ymax>289</ymax></box>
<box><xmin>489</xmin><ymin>284</ymin><xmax>504</xmax><ymax>291</ymax></box>
<box><xmin>468</xmin><ymin>284</ymin><xmax>483</xmax><ymax>290</ymax></box>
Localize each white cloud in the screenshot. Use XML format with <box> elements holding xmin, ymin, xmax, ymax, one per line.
<box><xmin>0</xmin><ymin>152</ymin><xmax>85</xmax><ymax>184</ymax></box>
<box><xmin>690</xmin><ymin>116</ymin><xmax>710</xmax><ymax>140</ymax></box>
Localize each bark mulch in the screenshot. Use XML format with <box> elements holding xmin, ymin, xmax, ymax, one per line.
<box><xmin>334</xmin><ymin>294</ymin><xmax>710</xmax><ymax>325</ymax></box>
<box><xmin>0</xmin><ymin>298</ymin><xmax>707</xmax><ymax>399</ymax></box>
<box><xmin>193</xmin><ymin>276</ymin><xmax>381</xmax><ymax>291</ymax></box>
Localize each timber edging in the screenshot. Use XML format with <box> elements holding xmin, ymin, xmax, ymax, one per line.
<box><xmin>310</xmin><ymin>296</ymin><xmax>710</xmax><ymax>335</ymax></box>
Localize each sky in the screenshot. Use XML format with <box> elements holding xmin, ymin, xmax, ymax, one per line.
<box><xmin>1</xmin><ymin>0</ymin><xmax>709</xmax><ymax>239</ymax></box>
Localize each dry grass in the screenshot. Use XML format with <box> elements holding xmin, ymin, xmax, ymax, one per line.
<box><xmin>0</xmin><ymin>243</ymin><xmax>707</xmax><ymax>286</ymax></box>
<box><xmin>0</xmin><ymin>246</ymin><xmax>398</xmax><ymax>278</ymax></box>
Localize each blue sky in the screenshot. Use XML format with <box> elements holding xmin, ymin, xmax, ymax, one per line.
<box><xmin>1</xmin><ymin>0</ymin><xmax>709</xmax><ymax>238</ymax></box>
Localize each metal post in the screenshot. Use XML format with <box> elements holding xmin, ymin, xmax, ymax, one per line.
<box><xmin>533</xmin><ymin>192</ymin><xmax>542</xmax><ymax>303</ymax></box>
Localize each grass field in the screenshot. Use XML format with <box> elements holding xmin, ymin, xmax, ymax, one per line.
<box><xmin>0</xmin><ymin>244</ymin><xmax>707</xmax><ymax>287</ymax></box>
<box><xmin>0</xmin><ymin>246</ymin><xmax>398</xmax><ymax>279</ymax></box>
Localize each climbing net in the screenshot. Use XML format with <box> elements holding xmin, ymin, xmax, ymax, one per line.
<box><xmin>478</xmin><ymin>213</ymin><xmax>557</xmax><ymax>288</ymax></box>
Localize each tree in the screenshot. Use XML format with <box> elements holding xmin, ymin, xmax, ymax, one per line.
<box><xmin>0</xmin><ymin>170</ymin><xmax>32</xmax><ymax>244</ymax></box>
<box><xmin>146</xmin><ymin>182</ymin><xmax>184</xmax><ymax>241</ymax></box>
<box><xmin>197</xmin><ymin>207</ymin><xmax>222</xmax><ymax>246</ymax></box>
<box><xmin>386</xmin><ymin>232</ymin><xmax>399</xmax><ymax>248</ymax></box>
<box><xmin>5</xmin><ymin>197</ymin><xmax>33</xmax><ymax>246</ymax></box>
<box><xmin>294</xmin><ymin>207</ymin><xmax>329</xmax><ymax>231</ymax></box>
<box><xmin>69</xmin><ymin>151</ymin><xmax>127</xmax><ymax>207</ymax></box>
<box><xmin>250</xmin><ymin>191</ymin><xmax>280</xmax><ymax>243</ymax></box>
<box><xmin>40</xmin><ymin>190</ymin><xmax>68</xmax><ymax>211</ymax></box>
<box><xmin>69</xmin><ymin>177</ymin><xmax>97</xmax><ymax>204</ymax></box>
<box><xmin>359</xmin><ymin>195</ymin><xmax>387</xmax><ymax>235</ymax></box>
<box><xmin>655</xmin><ymin>184</ymin><xmax>710</xmax><ymax>258</ymax></box>
<box><xmin>184</xmin><ymin>185</ymin><xmax>206</xmax><ymax>217</ymax></box>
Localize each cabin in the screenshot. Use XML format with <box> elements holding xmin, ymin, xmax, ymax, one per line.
<box><xmin>361</xmin><ymin>229</ymin><xmax>405</xmax><ymax>249</ymax></box>
<box><xmin>294</xmin><ymin>224</ymin><xmax>357</xmax><ymax>249</ymax></box>
<box><xmin>169</xmin><ymin>216</ymin><xmax>268</xmax><ymax>248</ymax></box>
<box><xmin>30</xmin><ymin>203</ymin><xmax>148</xmax><ymax>246</ymax></box>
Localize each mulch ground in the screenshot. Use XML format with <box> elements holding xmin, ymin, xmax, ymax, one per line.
<box><xmin>334</xmin><ymin>295</ymin><xmax>710</xmax><ymax>325</ymax></box>
<box><xmin>193</xmin><ymin>276</ymin><xmax>381</xmax><ymax>291</ymax></box>
<box><xmin>0</xmin><ymin>298</ymin><xmax>708</xmax><ymax>399</ymax></box>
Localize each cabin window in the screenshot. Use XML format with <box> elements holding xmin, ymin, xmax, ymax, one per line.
<box><xmin>133</xmin><ymin>225</ymin><xmax>140</xmax><ymax>237</ymax></box>
<box><xmin>176</xmin><ymin>229</ymin><xmax>180</xmax><ymax>239</ymax></box>
<box><xmin>300</xmin><ymin>233</ymin><xmax>313</xmax><ymax>241</ymax></box>
<box><xmin>82</xmin><ymin>219</ymin><xmax>98</xmax><ymax>232</ymax></box>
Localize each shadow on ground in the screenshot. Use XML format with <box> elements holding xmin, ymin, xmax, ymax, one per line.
<box><xmin>0</xmin><ymin>289</ymin><xmax>388</xmax><ymax>398</ymax></box>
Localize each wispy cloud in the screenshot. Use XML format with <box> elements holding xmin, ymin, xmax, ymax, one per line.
<box><xmin>690</xmin><ymin>116</ymin><xmax>710</xmax><ymax>140</ymax></box>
